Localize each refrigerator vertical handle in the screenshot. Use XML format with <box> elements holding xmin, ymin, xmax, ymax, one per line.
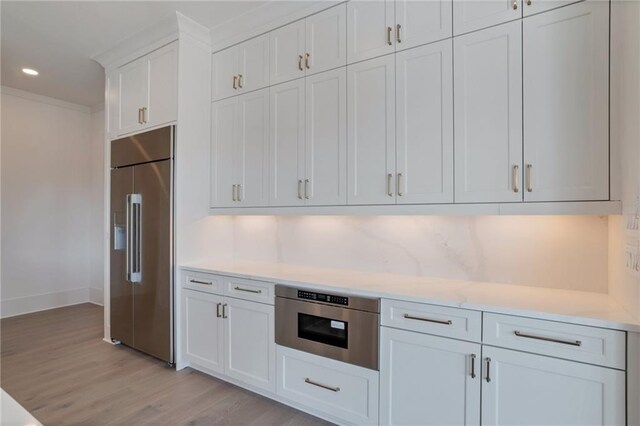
<box><xmin>130</xmin><ymin>194</ymin><xmax>142</xmax><ymax>283</ymax></box>
<box><xmin>126</xmin><ymin>194</ymin><xmax>132</xmax><ymax>282</ymax></box>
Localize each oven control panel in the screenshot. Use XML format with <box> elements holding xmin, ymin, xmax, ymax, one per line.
<box><xmin>298</xmin><ymin>290</ymin><xmax>349</xmax><ymax>306</ymax></box>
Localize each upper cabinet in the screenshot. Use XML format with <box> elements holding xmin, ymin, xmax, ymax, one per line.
<box><xmin>212</xmin><ymin>34</ymin><xmax>269</xmax><ymax>101</ymax></box>
<box><xmin>270</xmin><ymin>4</ymin><xmax>347</xmax><ymax>86</ymax></box>
<box><xmin>110</xmin><ymin>42</ymin><xmax>178</xmax><ymax>138</ymax></box>
<box><xmin>522</xmin><ymin>1</ymin><xmax>609</xmax><ymax>202</ymax></box>
<box><xmin>348</xmin><ymin>0</ymin><xmax>452</xmax><ymax>64</ymax></box>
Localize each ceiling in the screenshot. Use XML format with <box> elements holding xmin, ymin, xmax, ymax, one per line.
<box><xmin>1</xmin><ymin>1</ymin><xmax>266</xmax><ymax>107</ymax></box>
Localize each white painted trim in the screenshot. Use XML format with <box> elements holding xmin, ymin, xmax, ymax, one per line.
<box><xmin>89</xmin><ymin>287</ymin><xmax>104</xmax><ymax>305</ymax></box>
<box><xmin>209</xmin><ymin>201</ymin><xmax>622</xmax><ymax>216</ymax></box>
<box><xmin>1</xmin><ymin>86</ymin><xmax>91</xmax><ymax>113</ymax></box>
<box><xmin>1</xmin><ymin>288</ymin><xmax>91</xmax><ymax>319</ymax></box>
<box><xmin>210</xmin><ymin>1</ymin><xmax>342</xmax><ymax>52</ymax></box>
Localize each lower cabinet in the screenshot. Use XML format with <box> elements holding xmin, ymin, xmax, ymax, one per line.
<box><xmin>380</xmin><ymin>327</ymin><xmax>481</xmax><ymax>426</ymax></box>
<box><xmin>481</xmin><ymin>346</ymin><xmax>626</xmax><ymax>426</ymax></box>
<box><xmin>182</xmin><ymin>288</ymin><xmax>276</xmax><ymax>392</ymax></box>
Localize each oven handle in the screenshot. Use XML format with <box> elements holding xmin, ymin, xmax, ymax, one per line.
<box><xmin>304</xmin><ymin>378</ymin><xmax>341</xmax><ymax>392</ymax></box>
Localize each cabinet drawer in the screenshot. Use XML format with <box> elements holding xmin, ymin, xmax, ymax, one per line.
<box><xmin>483</xmin><ymin>313</ymin><xmax>626</xmax><ymax>369</ymax></box>
<box><xmin>224</xmin><ymin>276</ymin><xmax>274</xmax><ymax>304</ymax></box>
<box><xmin>382</xmin><ymin>299</ymin><xmax>482</xmax><ymax>342</ymax></box>
<box><xmin>277</xmin><ymin>346</ymin><xmax>379</xmax><ymax>425</ymax></box>
<box><xmin>183</xmin><ymin>271</ymin><xmax>223</xmax><ymax>295</ymax></box>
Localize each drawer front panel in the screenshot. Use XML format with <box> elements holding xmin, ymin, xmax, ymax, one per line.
<box><xmin>382</xmin><ymin>299</ymin><xmax>482</xmax><ymax>342</ymax></box>
<box><xmin>277</xmin><ymin>346</ymin><xmax>379</xmax><ymax>425</ymax></box>
<box><xmin>183</xmin><ymin>271</ymin><xmax>224</xmax><ymax>295</ymax></box>
<box><xmin>224</xmin><ymin>276</ymin><xmax>274</xmax><ymax>304</ymax></box>
<box><xmin>483</xmin><ymin>313</ymin><xmax>626</xmax><ymax>369</ymax></box>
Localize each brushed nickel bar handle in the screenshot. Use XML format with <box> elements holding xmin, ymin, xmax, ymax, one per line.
<box><xmin>304</xmin><ymin>179</ymin><xmax>310</xmax><ymax>199</ymax></box>
<box><xmin>397</xmin><ymin>173</ymin><xmax>404</xmax><ymax>197</ymax></box>
<box><xmin>526</xmin><ymin>164</ymin><xmax>533</xmax><ymax>192</ymax></box>
<box><xmin>233</xmin><ymin>75</ymin><xmax>238</xmax><ymax>89</ymax></box>
<box><xmin>137</xmin><ymin>108</ymin><xmax>143</xmax><ymax>124</ymax></box>
<box><xmin>190</xmin><ymin>279</ymin><xmax>213</xmax><ymax>286</ymax></box>
<box><xmin>298</xmin><ymin>54</ymin><xmax>304</xmax><ymax>71</ymax></box>
<box><xmin>304</xmin><ymin>378</ymin><xmax>340</xmax><ymax>392</ymax></box>
<box><xmin>513</xmin><ymin>0</ymin><xmax>518</xmax><ymax>10</ymax></box>
<box><xmin>514</xmin><ymin>330</ymin><xmax>582</xmax><ymax>346</ymax></box>
<box><xmin>234</xmin><ymin>286</ymin><xmax>262</xmax><ymax>294</ymax></box>
<box><xmin>298</xmin><ymin>179</ymin><xmax>303</xmax><ymax>200</ymax></box>
<box><xmin>216</xmin><ymin>302</ymin><xmax>222</xmax><ymax>318</ymax></box>
<box><xmin>232</xmin><ymin>184</ymin><xmax>237</xmax><ymax>202</ymax></box>
<box><xmin>141</xmin><ymin>107</ymin><xmax>147</xmax><ymax>124</ymax></box>
<box><xmin>470</xmin><ymin>354</ymin><xmax>477</xmax><ymax>379</ymax></box>
<box><xmin>403</xmin><ymin>314</ymin><xmax>452</xmax><ymax>325</ymax></box>
<box><xmin>222</xmin><ymin>303</ymin><xmax>228</xmax><ymax>319</ymax></box>
<box><xmin>387</xmin><ymin>26</ymin><xmax>392</xmax><ymax>46</ymax></box>
<box><xmin>485</xmin><ymin>357</ymin><xmax>492</xmax><ymax>382</ymax></box>
<box><xmin>238</xmin><ymin>74</ymin><xmax>243</xmax><ymax>89</ymax></box>
<box><xmin>125</xmin><ymin>194</ymin><xmax>132</xmax><ymax>281</ymax></box>
<box><xmin>387</xmin><ymin>173</ymin><xmax>394</xmax><ymax>197</ymax></box>
<box><xmin>512</xmin><ymin>165</ymin><xmax>520</xmax><ymax>193</ymax></box>
<box><xmin>305</xmin><ymin>53</ymin><xmax>310</xmax><ymax>69</ymax></box>
<box><xmin>396</xmin><ymin>24</ymin><xmax>402</xmax><ymax>43</ymax></box>
<box><xmin>238</xmin><ymin>183</ymin><xmax>243</xmax><ymax>202</ymax></box>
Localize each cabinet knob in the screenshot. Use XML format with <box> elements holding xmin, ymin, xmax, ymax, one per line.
<box><xmin>513</xmin><ymin>0</ymin><xmax>518</xmax><ymax>9</ymax></box>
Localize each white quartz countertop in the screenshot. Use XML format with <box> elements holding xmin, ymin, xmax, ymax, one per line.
<box><xmin>181</xmin><ymin>260</ymin><xmax>640</xmax><ymax>333</ymax></box>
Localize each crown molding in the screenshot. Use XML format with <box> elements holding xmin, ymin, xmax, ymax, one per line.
<box><xmin>1</xmin><ymin>86</ymin><xmax>91</xmax><ymax>113</ymax></box>
<box><xmin>210</xmin><ymin>1</ymin><xmax>342</xmax><ymax>53</ymax></box>
<box><xmin>93</xmin><ymin>12</ymin><xmax>210</xmax><ymax>72</ymax></box>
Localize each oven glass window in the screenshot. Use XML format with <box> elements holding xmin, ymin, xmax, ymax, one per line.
<box><xmin>298</xmin><ymin>313</ymin><xmax>348</xmax><ymax>349</ymax></box>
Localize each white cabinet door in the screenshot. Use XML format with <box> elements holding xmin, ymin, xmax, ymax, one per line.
<box><xmin>236</xmin><ymin>89</ymin><xmax>270</xmax><ymax>207</ymax></box>
<box><xmin>210</xmin><ymin>98</ymin><xmax>237</xmax><ymax>208</ymax></box>
<box><xmin>523</xmin><ymin>1</ymin><xmax>609</xmax><ymax>202</ymax></box>
<box><xmin>183</xmin><ymin>290</ymin><xmax>224</xmax><ymax>374</ymax></box>
<box><xmin>270</xmin><ymin>20</ymin><xmax>306</xmax><ymax>85</ymax></box>
<box><xmin>347</xmin><ymin>55</ymin><xmax>396</xmax><ymax>205</ymax></box>
<box><xmin>238</xmin><ymin>34</ymin><xmax>270</xmax><ymax>94</ymax></box>
<box><xmin>212</xmin><ymin>46</ymin><xmax>240</xmax><ymax>101</ymax></box>
<box><xmin>395</xmin><ymin>0</ymin><xmax>453</xmax><ymax>51</ymax></box>
<box><xmin>347</xmin><ymin>1</ymin><xmax>395</xmax><ymax>64</ymax></box>
<box><xmin>305</xmin><ymin>68</ymin><xmax>347</xmax><ymax>206</ymax></box>
<box><xmin>306</xmin><ymin>4</ymin><xmax>347</xmax><ymax>76</ymax></box>
<box><xmin>396</xmin><ymin>40</ymin><xmax>453</xmax><ymax>204</ymax></box>
<box><xmin>147</xmin><ymin>42</ymin><xmax>177</xmax><ymax>128</ymax></box>
<box><xmin>522</xmin><ymin>0</ymin><xmax>584</xmax><ymax>17</ymax></box>
<box><xmin>380</xmin><ymin>327</ymin><xmax>481</xmax><ymax>426</ymax></box>
<box><xmin>482</xmin><ymin>346</ymin><xmax>625</xmax><ymax>426</ymax></box>
<box><xmin>106</xmin><ymin>71</ymin><xmax>118</xmax><ymax>140</ymax></box>
<box><xmin>118</xmin><ymin>57</ymin><xmax>147</xmax><ymax>135</ymax></box>
<box><xmin>454</xmin><ymin>21</ymin><xmax>523</xmax><ymax>203</ymax></box>
<box><xmin>270</xmin><ymin>79</ymin><xmax>305</xmax><ymax>206</ymax></box>
<box><xmin>224</xmin><ymin>297</ymin><xmax>275</xmax><ymax>392</ymax></box>
<box><xmin>453</xmin><ymin>0</ymin><xmax>521</xmax><ymax>35</ymax></box>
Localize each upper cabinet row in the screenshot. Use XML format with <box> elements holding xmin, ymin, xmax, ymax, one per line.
<box><xmin>107</xmin><ymin>42</ymin><xmax>178</xmax><ymax>138</ymax></box>
<box><xmin>212</xmin><ymin>0</ymin><xmax>585</xmax><ymax>102</ymax></box>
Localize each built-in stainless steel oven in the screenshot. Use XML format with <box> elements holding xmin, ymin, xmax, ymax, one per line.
<box><xmin>275</xmin><ymin>285</ymin><xmax>380</xmax><ymax>370</ymax></box>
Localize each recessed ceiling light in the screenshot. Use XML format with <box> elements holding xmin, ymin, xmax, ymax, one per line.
<box><xmin>22</xmin><ymin>68</ymin><xmax>39</xmax><ymax>76</ymax></box>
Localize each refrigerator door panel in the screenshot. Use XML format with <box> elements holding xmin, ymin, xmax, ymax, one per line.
<box><xmin>132</xmin><ymin>159</ymin><xmax>173</xmax><ymax>362</ymax></box>
<box><xmin>111</xmin><ymin>126</ymin><xmax>173</xmax><ymax>168</ymax></box>
<box><xmin>110</xmin><ymin>166</ymin><xmax>134</xmax><ymax>346</ymax></box>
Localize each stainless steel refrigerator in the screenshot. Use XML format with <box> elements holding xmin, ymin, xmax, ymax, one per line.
<box><xmin>110</xmin><ymin>126</ymin><xmax>174</xmax><ymax>364</ymax></box>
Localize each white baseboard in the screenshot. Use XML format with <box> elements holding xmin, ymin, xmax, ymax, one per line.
<box><xmin>0</xmin><ymin>288</ymin><xmax>93</xmax><ymax>318</ymax></box>
<box><xmin>89</xmin><ymin>287</ymin><xmax>104</xmax><ymax>305</ymax></box>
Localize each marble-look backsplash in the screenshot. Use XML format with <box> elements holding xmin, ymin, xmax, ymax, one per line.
<box><xmin>204</xmin><ymin>215</ymin><xmax>609</xmax><ymax>293</ymax></box>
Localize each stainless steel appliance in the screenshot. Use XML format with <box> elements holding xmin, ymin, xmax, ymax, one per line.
<box><xmin>275</xmin><ymin>285</ymin><xmax>380</xmax><ymax>370</ymax></box>
<box><xmin>110</xmin><ymin>126</ymin><xmax>174</xmax><ymax>364</ymax></box>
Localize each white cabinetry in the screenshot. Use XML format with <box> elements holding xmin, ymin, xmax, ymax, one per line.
<box><xmin>481</xmin><ymin>346</ymin><xmax>625</xmax><ymax>426</ymax></box>
<box><xmin>211</xmin><ymin>89</ymin><xmax>269</xmax><ymax>208</ymax></box>
<box><xmin>271</xmin><ymin>4</ymin><xmax>346</xmax><ymax>85</ymax></box>
<box><xmin>270</xmin><ymin>68</ymin><xmax>347</xmax><ymax>206</ymax></box>
<box><xmin>395</xmin><ymin>0</ymin><xmax>452</xmax><ymax>51</ymax></box>
<box><xmin>114</xmin><ymin>42</ymin><xmax>177</xmax><ymax>137</ymax></box>
<box><xmin>454</xmin><ymin>21</ymin><xmax>523</xmax><ymax>203</ymax></box>
<box><xmin>183</xmin><ymin>290</ymin><xmax>224</xmax><ymax>373</ymax></box>
<box><xmin>380</xmin><ymin>327</ymin><xmax>481</xmax><ymax>426</ymax></box>
<box><xmin>453</xmin><ymin>0</ymin><xmax>521</xmax><ymax>36</ymax></box>
<box><xmin>523</xmin><ymin>1</ymin><xmax>609</xmax><ymax>202</ymax></box>
<box><xmin>212</xmin><ymin>34</ymin><xmax>269</xmax><ymax>101</ymax></box>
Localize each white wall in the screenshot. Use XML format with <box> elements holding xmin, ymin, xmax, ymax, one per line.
<box><xmin>0</xmin><ymin>87</ymin><xmax>104</xmax><ymax>317</ymax></box>
<box><xmin>210</xmin><ymin>215</ymin><xmax>609</xmax><ymax>293</ymax></box>
<box><xmin>89</xmin><ymin>108</ymin><xmax>105</xmax><ymax>305</ymax></box>
<box><xmin>608</xmin><ymin>0</ymin><xmax>640</xmax><ymax>319</ymax></box>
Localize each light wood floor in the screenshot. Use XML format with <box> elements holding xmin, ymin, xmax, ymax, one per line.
<box><xmin>1</xmin><ymin>303</ymin><xmax>331</xmax><ymax>425</ymax></box>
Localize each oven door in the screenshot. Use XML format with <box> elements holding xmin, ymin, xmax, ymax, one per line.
<box><xmin>275</xmin><ymin>296</ymin><xmax>379</xmax><ymax>370</ymax></box>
